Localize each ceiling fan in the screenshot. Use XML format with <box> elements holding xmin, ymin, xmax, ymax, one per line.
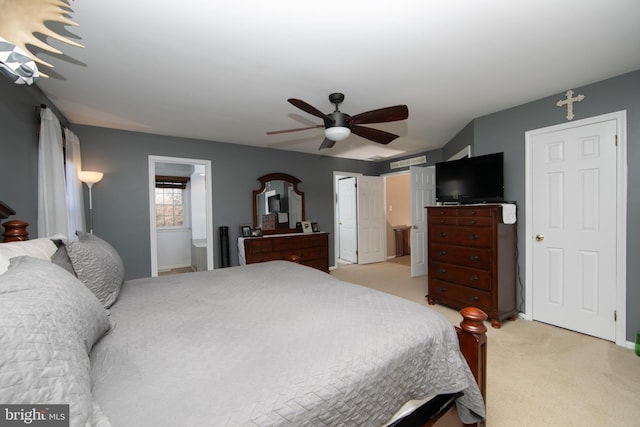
<box><xmin>267</xmin><ymin>93</ymin><xmax>409</xmax><ymax>150</ymax></box>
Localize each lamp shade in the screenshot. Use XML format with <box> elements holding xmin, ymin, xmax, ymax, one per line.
<box><xmin>324</xmin><ymin>126</ymin><xmax>351</xmax><ymax>142</ymax></box>
<box><xmin>78</xmin><ymin>171</ymin><xmax>103</xmax><ymax>184</ymax></box>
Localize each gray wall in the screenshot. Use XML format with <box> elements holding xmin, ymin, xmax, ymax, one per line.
<box><xmin>2</xmin><ymin>69</ymin><xmax>638</xmax><ymax>340</ymax></box>
<box><xmin>0</xmin><ymin>82</ymin><xmax>68</xmax><ymax>230</ymax></box>
<box><xmin>373</xmin><ymin>116</ymin><xmax>473</xmax><ymax>176</ymax></box>
<box><xmin>373</xmin><ymin>69</ymin><xmax>640</xmax><ymax>341</ymax></box>
<box><xmin>472</xmin><ymin>69</ymin><xmax>640</xmax><ymax>341</ymax></box>
<box><xmin>49</xmin><ymin>125</ymin><xmax>380</xmax><ymax>279</ymax></box>
<box><xmin>0</xmin><ymin>76</ymin><xmax>378</xmax><ymax>278</ymax></box>
<box><xmin>443</xmin><ymin>120</ymin><xmax>474</xmax><ymax>160</ymax></box>
<box><xmin>374</xmin><ymin>148</ymin><xmax>444</xmax><ymax>176</ymax></box>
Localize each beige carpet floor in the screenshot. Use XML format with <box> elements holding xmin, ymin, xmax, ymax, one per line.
<box><xmin>331</xmin><ymin>257</ymin><xmax>640</xmax><ymax>427</ymax></box>
<box><xmin>158</xmin><ymin>266</ymin><xmax>195</xmax><ymax>276</ymax></box>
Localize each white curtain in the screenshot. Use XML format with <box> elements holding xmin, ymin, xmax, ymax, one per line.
<box><xmin>64</xmin><ymin>128</ymin><xmax>86</xmax><ymax>238</ymax></box>
<box><xmin>37</xmin><ymin>107</ymin><xmax>69</xmax><ymax>238</ymax></box>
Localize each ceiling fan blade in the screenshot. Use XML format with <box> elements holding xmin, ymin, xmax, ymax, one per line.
<box><xmin>351</xmin><ymin>125</ymin><xmax>399</xmax><ymax>145</ymax></box>
<box><xmin>266</xmin><ymin>125</ymin><xmax>324</xmax><ymax>135</ymax></box>
<box><xmin>288</xmin><ymin>98</ymin><xmax>333</xmax><ymax>122</ymax></box>
<box><xmin>319</xmin><ymin>138</ymin><xmax>336</xmax><ymax>150</ymax></box>
<box><xmin>350</xmin><ymin>105</ymin><xmax>409</xmax><ymax>125</ymax></box>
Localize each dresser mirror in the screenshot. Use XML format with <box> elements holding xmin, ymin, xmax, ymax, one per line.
<box><xmin>253</xmin><ymin>173</ymin><xmax>305</xmax><ymax>234</ymax></box>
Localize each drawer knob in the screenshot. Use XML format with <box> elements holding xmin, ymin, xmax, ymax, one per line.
<box><xmin>439</xmin><ymin>250</ymin><xmax>447</xmax><ymax>256</ymax></box>
<box><xmin>471</xmin><ymin>295</ymin><xmax>479</xmax><ymax>302</ymax></box>
<box><xmin>439</xmin><ymin>231</ymin><xmax>447</xmax><ymax>238</ymax></box>
<box><xmin>470</xmin><ymin>210</ymin><xmax>477</xmax><ymax>216</ymax></box>
<box><xmin>289</xmin><ymin>255</ymin><xmax>301</xmax><ymax>264</ymax></box>
<box><xmin>440</xmin><ymin>287</ymin><xmax>447</xmax><ymax>292</ymax></box>
<box><xmin>470</xmin><ymin>234</ymin><xmax>479</xmax><ymax>240</ymax></box>
<box><xmin>439</xmin><ymin>268</ymin><xmax>447</xmax><ymax>274</ymax></box>
<box><xmin>470</xmin><ymin>275</ymin><xmax>479</xmax><ymax>282</ymax></box>
<box><xmin>439</xmin><ymin>219</ymin><xmax>445</xmax><ymax>224</ymax></box>
<box><xmin>471</xmin><ymin>220</ymin><xmax>477</xmax><ymax>225</ymax></box>
<box><xmin>470</xmin><ymin>255</ymin><xmax>479</xmax><ymax>261</ymax></box>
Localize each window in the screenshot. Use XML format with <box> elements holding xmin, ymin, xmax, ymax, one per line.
<box><xmin>155</xmin><ymin>188</ymin><xmax>184</xmax><ymax>227</ymax></box>
<box><xmin>155</xmin><ymin>175</ymin><xmax>189</xmax><ymax>227</ymax></box>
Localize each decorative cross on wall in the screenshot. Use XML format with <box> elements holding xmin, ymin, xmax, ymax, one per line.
<box><xmin>556</xmin><ymin>90</ymin><xmax>585</xmax><ymax>120</ymax></box>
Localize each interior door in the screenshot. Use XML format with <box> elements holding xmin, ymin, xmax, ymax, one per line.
<box><xmin>531</xmin><ymin>119</ymin><xmax>618</xmax><ymax>341</ymax></box>
<box><xmin>410</xmin><ymin>166</ymin><xmax>435</xmax><ymax>277</ymax></box>
<box><xmin>356</xmin><ymin>176</ymin><xmax>385</xmax><ymax>264</ymax></box>
<box><xmin>338</xmin><ymin>177</ymin><xmax>358</xmax><ymax>263</ymax></box>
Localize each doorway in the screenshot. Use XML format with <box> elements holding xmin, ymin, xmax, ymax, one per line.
<box><xmin>337</xmin><ymin>175</ymin><xmax>358</xmax><ymax>264</ymax></box>
<box><xmin>148</xmin><ymin>156</ymin><xmax>214</xmax><ymax>277</ymax></box>
<box><xmin>525</xmin><ymin>111</ymin><xmax>627</xmax><ymax>345</ymax></box>
<box><xmin>333</xmin><ymin>172</ymin><xmax>385</xmax><ymax>266</ymax></box>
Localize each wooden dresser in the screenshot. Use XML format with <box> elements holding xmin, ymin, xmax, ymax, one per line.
<box><xmin>242</xmin><ymin>232</ymin><xmax>329</xmax><ymax>273</ymax></box>
<box><xmin>426</xmin><ymin>205</ymin><xmax>517</xmax><ymax>328</ymax></box>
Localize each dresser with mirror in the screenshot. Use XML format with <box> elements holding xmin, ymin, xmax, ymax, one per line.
<box><xmin>240</xmin><ymin>173</ymin><xmax>329</xmax><ymax>272</ymax></box>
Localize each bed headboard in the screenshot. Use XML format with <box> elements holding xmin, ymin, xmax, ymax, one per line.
<box><xmin>0</xmin><ymin>200</ymin><xmax>16</xmax><ymax>220</ymax></box>
<box><xmin>0</xmin><ymin>200</ymin><xmax>29</xmax><ymax>242</ymax></box>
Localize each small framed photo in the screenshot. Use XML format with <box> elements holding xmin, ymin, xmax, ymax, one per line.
<box><xmin>241</xmin><ymin>225</ymin><xmax>252</xmax><ymax>237</ymax></box>
<box><xmin>310</xmin><ymin>222</ymin><xmax>320</xmax><ymax>232</ymax></box>
<box><xmin>250</xmin><ymin>227</ymin><xmax>263</xmax><ymax>237</ymax></box>
<box><xmin>301</xmin><ymin>221</ymin><xmax>312</xmax><ymax>233</ymax></box>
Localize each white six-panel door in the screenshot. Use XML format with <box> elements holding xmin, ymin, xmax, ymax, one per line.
<box><xmin>338</xmin><ymin>177</ymin><xmax>358</xmax><ymax>264</ymax></box>
<box><xmin>410</xmin><ymin>166</ymin><xmax>435</xmax><ymax>277</ymax></box>
<box><xmin>357</xmin><ymin>176</ymin><xmax>386</xmax><ymax>264</ymax></box>
<box><xmin>530</xmin><ymin>119</ymin><xmax>618</xmax><ymax>341</ymax></box>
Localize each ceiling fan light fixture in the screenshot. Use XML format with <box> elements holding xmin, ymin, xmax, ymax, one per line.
<box><xmin>324</xmin><ymin>126</ymin><xmax>350</xmax><ymax>142</ymax></box>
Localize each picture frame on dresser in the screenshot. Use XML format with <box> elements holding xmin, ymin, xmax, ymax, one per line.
<box><xmin>310</xmin><ymin>222</ymin><xmax>319</xmax><ymax>232</ymax></box>
<box><xmin>240</xmin><ymin>225</ymin><xmax>252</xmax><ymax>237</ymax></box>
<box><xmin>301</xmin><ymin>221</ymin><xmax>312</xmax><ymax>233</ymax></box>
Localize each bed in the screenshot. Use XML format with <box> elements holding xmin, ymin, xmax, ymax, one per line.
<box><xmin>0</xmin><ymin>227</ymin><xmax>487</xmax><ymax>427</ymax></box>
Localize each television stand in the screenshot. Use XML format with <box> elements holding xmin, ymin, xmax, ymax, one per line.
<box><xmin>426</xmin><ymin>204</ymin><xmax>517</xmax><ymax>328</ymax></box>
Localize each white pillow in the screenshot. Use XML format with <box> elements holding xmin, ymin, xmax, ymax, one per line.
<box><xmin>0</xmin><ymin>238</ymin><xmax>58</xmax><ymax>274</ymax></box>
<box><xmin>0</xmin><ymin>252</ymin><xmax>8</xmax><ymax>274</ymax></box>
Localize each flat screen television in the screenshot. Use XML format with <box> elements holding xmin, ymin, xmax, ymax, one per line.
<box><xmin>435</xmin><ymin>152</ymin><xmax>504</xmax><ymax>204</ymax></box>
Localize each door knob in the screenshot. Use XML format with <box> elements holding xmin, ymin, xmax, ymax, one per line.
<box><xmin>535</xmin><ymin>234</ymin><xmax>544</xmax><ymax>242</ymax></box>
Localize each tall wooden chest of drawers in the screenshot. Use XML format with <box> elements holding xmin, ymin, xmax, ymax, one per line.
<box><xmin>243</xmin><ymin>232</ymin><xmax>329</xmax><ymax>273</ymax></box>
<box><xmin>426</xmin><ymin>205</ymin><xmax>517</xmax><ymax>328</ymax></box>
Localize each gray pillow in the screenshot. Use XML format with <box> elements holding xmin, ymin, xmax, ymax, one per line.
<box><xmin>0</xmin><ymin>256</ymin><xmax>112</xmax><ymax>425</ymax></box>
<box><xmin>51</xmin><ymin>241</ymin><xmax>77</xmax><ymax>276</ymax></box>
<box><xmin>65</xmin><ymin>231</ymin><xmax>124</xmax><ymax>308</ymax></box>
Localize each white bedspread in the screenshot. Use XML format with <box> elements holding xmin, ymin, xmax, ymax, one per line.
<box><xmin>90</xmin><ymin>261</ymin><xmax>484</xmax><ymax>426</ymax></box>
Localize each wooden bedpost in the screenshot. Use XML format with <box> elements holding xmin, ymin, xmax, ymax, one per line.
<box><xmin>0</xmin><ymin>200</ymin><xmax>28</xmax><ymax>242</ymax></box>
<box><xmin>2</xmin><ymin>220</ymin><xmax>29</xmax><ymax>242</ymax></box>
<box><xmin>456</xmin><ymin>307</ymin><xmax>487</xmax><ymax>427</ymax></box>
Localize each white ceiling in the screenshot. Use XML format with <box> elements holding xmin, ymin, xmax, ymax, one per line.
<box><xmin>33</xmin><ymin>0</ymin><xmax>640</xmax><ymax>161</ymax></box>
